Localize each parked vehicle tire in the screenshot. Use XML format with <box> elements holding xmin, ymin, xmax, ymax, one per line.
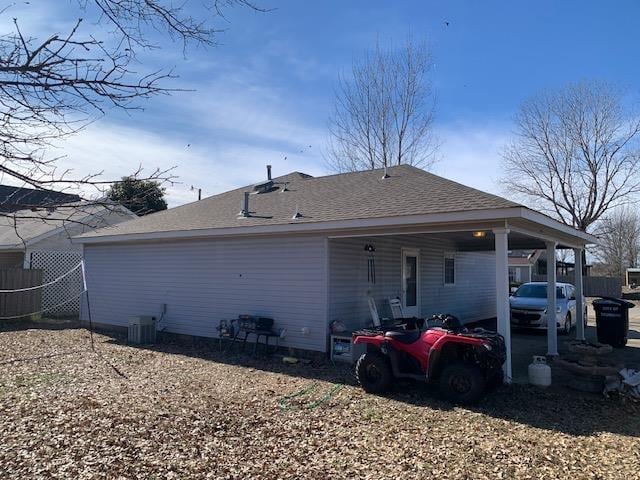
<box><xmin>356</xmin><ymin>352</ymin><xmax>392</xmax><ymax>394</ymax></box>
<box><xmin>438</xmin><ymin>362</ymin><xmax>486</xmax><ymax>405</ymax></box>
<box><xmin>562</xmin><ymin>313</ymin><xmax>572</xmax><ymax>335</ymax></box>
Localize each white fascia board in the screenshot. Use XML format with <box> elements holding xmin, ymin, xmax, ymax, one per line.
<box><xmin>74</xmin><ymin>205</ymin><xmax>597</xmax><ymax>247</ymax></box>
<box><xmin>74</xmin><ymin>207</ymin><xmax>525</xmax><ymax>244</ymax></box>
<box><xmin>518</xmin><ymin>209</ymin><xmax>599</xmax><ymax>245</ymax></box>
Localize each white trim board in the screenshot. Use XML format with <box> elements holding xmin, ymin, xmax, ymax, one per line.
<box><xmin>74</xmin><ymin>206</ymin><xmax>597</xmax><ymax>247</ymax></box>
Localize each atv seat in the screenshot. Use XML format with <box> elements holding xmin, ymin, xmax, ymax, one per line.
<box><xmin>384</xmin><ymin>330</ymin><xmax>421</xmax><ymax>344</ymax></box>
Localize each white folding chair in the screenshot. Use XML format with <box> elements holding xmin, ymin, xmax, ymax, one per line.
<box><xmin>368</xmin><ymin>296</ymin><xmax>381</xmax><ymax>327</ymax></box>
<box><xmin>388</xmin><ymin>298</ymin><xmax>404</xmax><ymax>320</ymax></box>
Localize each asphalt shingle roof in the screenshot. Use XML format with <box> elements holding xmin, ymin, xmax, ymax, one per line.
<box><xmin>0</xmin><ymin>185</ymin><xmax>80</xmax><ymax>213</ymax></box>
<box><xmin>0</xmin><ymin>204</ymin><xmax>128</xmax><ymax>248</ymax></box>
<box><xmin>78</xmin><ymin>165</ymin><xmax>521</xmax><ymax>239</ymax></box>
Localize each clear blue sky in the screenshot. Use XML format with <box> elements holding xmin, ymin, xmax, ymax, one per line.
<box><xmin>7</xmin><ymin>1</ymin><xmax>640</xmax><ymax>205</ymax></box>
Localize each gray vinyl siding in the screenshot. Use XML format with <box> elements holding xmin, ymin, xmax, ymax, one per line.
<box><xmin>328</xmin><ymin>236</ymin><xmax>496</xmax><ymax>330</ymax></box>
<box><xmin>82</xmin><ymin>235</ymin><xmax>328</xmax><ymax>352</ymax></box>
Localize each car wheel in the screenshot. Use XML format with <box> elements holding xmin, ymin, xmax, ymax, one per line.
<box><xmin>356</xmin><ymin>352</ymin><xmax>392</xmax><ymax>394</ymax></box>
<box><xmin>562</xmin><ymin>313</ymin><xmax>572</xmax><ymax>335</ymax></box>
<box><xmin>438</xmin><ymin>362</ymin><xmax>486</xmax><ymax>405</ymax></box>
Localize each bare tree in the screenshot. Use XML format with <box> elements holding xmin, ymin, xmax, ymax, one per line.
<box><xmin>594</xmin><ymin>207</ymin><xmax>640</xmax><ymax>278</ymax></box>
<box><xmin>0</xmin><ymin>0</ymin><xmax>265</xmax><ymax>227</ymax></box>
<box><xmin>326</xmin><ymin>38</ymin><xmax>437</xmax><ymax>172</ymax></box>
<box><xmin>502</xmin><ymin>81</ymin><xmax>640</xmax><ymax>232</ymax></box>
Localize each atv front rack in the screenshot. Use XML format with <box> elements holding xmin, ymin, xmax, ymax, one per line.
<box><xmin>352</xmin><ymin>328</ymin><xmax>385</xmax><ymax>337</ymax></box>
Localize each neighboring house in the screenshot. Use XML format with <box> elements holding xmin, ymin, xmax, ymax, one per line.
<box><xmin>508</xmin><ymin>250</ymin><xmax>542</xmax><ymax>284</ymax></box>
<box><xmin>0</xmin><ymin>185</ymin><xmax>80</xmax><ymax>213</ymax></box>
<box><xmin>0</xmin><ymin>202</ymin><xmax>136</xmax><ymax>314</ymax></box>
<box><xmin>75</xmin><ymin>165</ymin><xmax>596</xmax><ymax>380</ymax></box>
<box><xmin>626</xmin><ymin>268</ymin><xmax>640</xmax><ymax>287</ymax></box>
<box><xmin>509</xmin><ymin>249</ymin><xmax>591</xmax><ymax>284</ymax></box>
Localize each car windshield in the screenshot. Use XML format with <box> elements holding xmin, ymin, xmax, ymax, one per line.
<box><xmin>514</xmin><ymin>284</ymin><xmax>565</xmax><ymax>299</ymax></box>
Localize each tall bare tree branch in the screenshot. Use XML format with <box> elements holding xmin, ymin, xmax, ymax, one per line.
<box><xmin>502</xmin><ymin>81</ymin><xmax>640</xmax><ymax>233</ymax></box>
<box><xmin>594</xmin><ymin>207</ymin><xmax>640</xmax><ymax>278</ymax></box>
<box><xmin>0</xmin><ymin>0</ymin><xmax>266</xmax><ymax>228</ymax></box>
<box><xmin>326</xmin><ymin>38</ymin><xmax>437</xmax><ymax>172</ymax></box>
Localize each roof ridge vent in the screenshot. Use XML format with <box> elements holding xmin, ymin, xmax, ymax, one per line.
<box><xmin>253</xmin><ymin>180</ymin><xmax>275</xmax><ymax>194</ymax></box>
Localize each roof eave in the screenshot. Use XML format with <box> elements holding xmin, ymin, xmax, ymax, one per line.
<box><xmin>74</xmin><ymin>206</ymin><xmax>596</xmax><ymax>247</ymax></box>
<box><xmin>518</xmin><ymin>208</ymin><xmax>599</xmax><ymax>245</ymax></box>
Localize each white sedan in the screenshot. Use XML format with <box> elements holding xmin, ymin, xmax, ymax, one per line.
<box><xmin>510</xmin><ymin>282</ymin><xmax>587</xmax><ymax>334</ymax></box>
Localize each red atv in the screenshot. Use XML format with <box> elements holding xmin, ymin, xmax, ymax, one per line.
<box><xmin>352</xmin><ymin>315</ymin><xmax>506</xmax><ymax>404</ymax></box>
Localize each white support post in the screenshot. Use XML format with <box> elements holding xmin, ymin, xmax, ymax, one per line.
<box><xmin>574</xmin><ymin>248</ymin><xmax>585</xmax><ymax>341</ymax></box>
<box><xmin>493</xmin><ymin>228</ymin><xmax>512</xmax><ymax>383</ymax></box>
<box><xmin>546</xmin><ymin>241</ymin><xmax>558</xmax><ymax>356</ymax></box>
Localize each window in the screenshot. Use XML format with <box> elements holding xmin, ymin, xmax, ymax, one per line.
<box><xmin>444</xmin><ymin>253</ymin><xmax>455</xmax><ymax>285</ymax></box>
<box><xmin>513</xmin><ymin>284</ymin><xmax>566</xmax><ymax>299</ymax></box>
<box><xmin>508</xmin><ymin>267</ymin><xmax>516</xmax><ymax>283</ymax></box>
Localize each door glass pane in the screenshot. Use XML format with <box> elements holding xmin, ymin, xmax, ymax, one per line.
<box><xmin>444</xmin><ymin>256</ymin><xmax>455</xmax><ymax>285</ymax></box>
<box><xmin>405</xmin><ymin>255</ymin><xmax>417</xmax><ymax>307</ymax></box>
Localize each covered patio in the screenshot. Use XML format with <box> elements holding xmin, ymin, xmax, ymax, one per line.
<box><xmin>326</xmin><ymin>209</ymin><xmax>598</xmax><ymax>382</ymax></box>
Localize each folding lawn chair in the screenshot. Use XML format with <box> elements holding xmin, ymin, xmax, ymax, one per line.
<box><xmin>388</xmin><ymin>297</ymin><xmax>425</xmax><ymax>330</ymax></box>
<box><xmin>388</xmin><ymin>297</ymin><xmax>404</xmax><ymax>320</ymax></box>
<box><xmin>368</xmin><ymin>296</ymin><xmax>383</xmax><ymax>327</ymax></box>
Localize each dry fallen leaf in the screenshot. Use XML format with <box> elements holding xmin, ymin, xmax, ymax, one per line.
<box><xmin>0</xmin><ymin>326</ymin><xmax>638</xmax><ymax>479</ymax></box>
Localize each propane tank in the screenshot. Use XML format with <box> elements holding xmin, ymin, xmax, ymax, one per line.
<box><xmin>528</xmin><ymin>355</ymin><xmax>552</xmax><ymax>387</ymax></box>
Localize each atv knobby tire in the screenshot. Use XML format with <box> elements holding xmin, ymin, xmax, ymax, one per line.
<box><xmin>486</xmin><ymin>367</ymin><xmax>504</xmax><ymax>391</ymax></box>
<box><xmin>438</xmin><ymin>362</ymin><xmax>486</xmax><ymax>405</ymax></box>
<box><xmin>356</xmin><ymin>352</ymin><xmax>392</xmax><ymax>394</ymax></box>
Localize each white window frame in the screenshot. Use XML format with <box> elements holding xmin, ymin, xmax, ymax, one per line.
<box><xmin>443</xmin><ymin>252</ymin><xmax>456</xmax><ymax>286</ymax></box>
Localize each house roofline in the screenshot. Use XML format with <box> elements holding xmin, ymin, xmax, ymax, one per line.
<box><xmin>73</xmin><ymin>206</ymin><xmax>598</xmax><ymax>246</ymax></box>
<box><xmin>0</xmin><ymin>203</ymin><xmax>137</xmax><ymax>251</ymax></box>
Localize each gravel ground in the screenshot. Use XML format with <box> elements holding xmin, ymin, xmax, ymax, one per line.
<box><xmin>1</xmin><ymin>325</ymin><xmax>639</xmax><ymax>479</ymax></box>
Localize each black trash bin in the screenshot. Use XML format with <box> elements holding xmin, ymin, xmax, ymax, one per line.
<box><xmin>592</xmin><ymin>297</ymin><xmax>635</xmax><ymax>348</ymax></box>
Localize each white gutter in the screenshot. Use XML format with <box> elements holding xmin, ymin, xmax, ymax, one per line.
<box><xmin>73</xmin><ymin>207</ymin><xmax>524</xmax><ymax>244</ymax></box>
<box><xmin>518</xmin><ymin>208</ymin><xmax>598</xmax><ymax>244</ymax></box>
<box><xmin>73</xmin><ymin>206</ymin><xmax>596</xmax><ymax>246</ymax></box>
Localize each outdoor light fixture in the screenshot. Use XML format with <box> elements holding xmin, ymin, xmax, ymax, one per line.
<box><xmin>472</xmin><ymin>231</ymin><xmax>487</xmax><ymax>238</ymax></box>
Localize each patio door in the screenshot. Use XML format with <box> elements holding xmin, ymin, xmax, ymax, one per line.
<box><xmin>401</xmin><ymin>248</ymin><xmax>420</xmax><ymax>317</ymax></box>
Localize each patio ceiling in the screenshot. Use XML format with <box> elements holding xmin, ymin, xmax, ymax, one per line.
<box><xmin>427</xmin><ymin>230</ymin><xmax>565</xmax><ymax>252</ymax></box>
<box><xmin>327</xmin><ymin>218</ymin><xmax>595</xmax><ymax>251</ymax></box>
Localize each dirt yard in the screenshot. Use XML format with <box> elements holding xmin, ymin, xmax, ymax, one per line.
<box><xmin>1</xmin><ymin>325</ymin><xmax>639</xmax><ymax>479</ymax></box>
